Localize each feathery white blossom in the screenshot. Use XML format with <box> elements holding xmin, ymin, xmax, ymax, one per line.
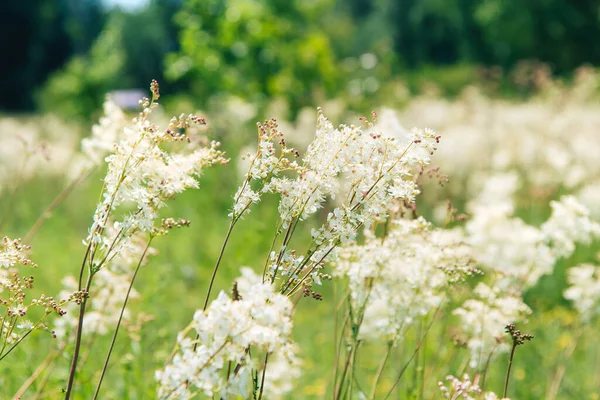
<box><xmin>335</xmin><ymin>217</ymin><xmax>474</xmax><ymax>342</ymax></box>
<box><xmin>85</xmin><ymin>83</ymin><xmax>227</xmax><ymax>271</ymax></box>
<box><xmin>453</xmin><ymin>283</ymin><xmax>531</xmax><ymax>368</ymax></box>
<box><xmin>564</xmin><ymin>263</ymin><xmax>600</xmax><ymax>322</ymax></box>
<box><xmin>262</xmin><ymin>110</ymin><xmax>440</xmax><ymax>291</ymax></box>
<box><xmin>541</xmin><ymin>196</ymin><xmax>600</xmax><ymax>258</ymax></box>
<box><xmin>156</xmin><ymin>268</ymin><xmax>297</xmax><ymax>399</ymax></box>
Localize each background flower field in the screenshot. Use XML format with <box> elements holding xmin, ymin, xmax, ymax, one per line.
<box><xmin>2</xmin><ymin>0</ymin><xmax>600</xmax><ymax>399</ymax></box>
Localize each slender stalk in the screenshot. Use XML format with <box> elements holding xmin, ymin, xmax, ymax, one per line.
<box><xmin>332</xmin><ymin>282</ymin><xmax>340</xmax><ymax>388</ymax></box>
<box><xmin>257</xmin><ymin>353</ymin><xmax>270</xmax><ymax>400</ymax></box>
<box><xmin>333</xmin><ymin>314</ymin><xmax>349</xmax><ymax>391</ymax></box>
<box><xmin>546</xmin><ymin>327</ymin><xmax>583</xmax><ymax>400</ymax></box>
<box><xmin>335</xmin><ymin>343</ymin><xmax>356</xmax><ymax>400</ymax></box>
<box><xmin>0</xmin><ymin>314</ymin><xmax>16</xmax><ymax>356</ymax></box>
<box><xmin>191</xmin><ymin>219</ymin><xmax>236</xmax><ymax>353</ymax></box>
<box><xmin>418</xmin><ymin>317</ymin><xmax>428</xmax><ymax>400</ymax></box>
<box><xmin>503</xmin><ymin>342</ymin><xmax>517</xmax><ymax>398</ymax></box>
<box><xmin>92</xmin><ymin>240</ymin><xmax>152</xmax><ymax>399</ymax></box>
<box><xmin>480</xmin><ymin>344</ymin><xmax>498</xmax><ymax>391</ymax></box>
<box><xmin>283</xmin><ymin>245</ymin><xmax>336</xmax><ymax>295</ymax></box>
<box><xmin>347</xmin><ymin>339</ymin><xmax>361</xmax><ymax>400</ymax></box>
<box><xmin>411</xmin><ymin>320</ymin><xmax>423</xmax><ymax>397</ymax></box>
<box><xmin>203</xmin><ymin>219</ymin><xmax>235</xmax><ymax>310</ymax></box>
<box><xmin>369</xmin><ymin>341</ymin><xmax>393</xmax><ymax>399</ymax></box>
<box><xmin>64</xmin><ymin>273</ymin><xmax>93</xmax><ymax>399</ymax></box>
<box><xmin>383</xmin><ymin>305</ymin><xmax>442</xmax><ymax>400</ymax></box>
<box><xmin>0</xmin><ymin>314</ymin><xmax>48</xmax><ymax>361</ymax></box>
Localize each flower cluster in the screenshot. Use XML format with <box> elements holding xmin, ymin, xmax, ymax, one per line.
<box><xmin>397</xmin><ymin>70</ymin><xmax>600</xmax><ymax>203</ymax></box>
<box><xmin>335</xmin><ymin>217</ymin><xmax>475</xmax><ymax>342</ymax></box>
<box><xmin>563</xmin><ymin>263</ymin><xmax>600</xmax><ymax>322</ymax></box>
<box><xmin>438</xmin><ymin>374</ymin><xmax>507</xmax><ymax>400</ymax></box>
<box><xmin>85</xmin><ymin>81</ymin><xmax>228</xmax><ymax>272</ymax></box>
<box><xmin>255</xmin><ymin>110</ymin><xmax>439</xmax><ymax>294</ymax></box>
<box><xmin>0</xmin><ymin>237</ymin><xmax>37</xmax><ymax>269</ymax></box>
<box><xmin>0</xmin><ymin>237</ymin><xmax>81</xmax><ymax>359</ymax></box>
<box><xmin>464</xmin><ymin>174</ymin><xmax>600</xmax><ymax>288</ymax></box>
<box><xmin>68</xmin><ymin>98</ymin><xmax>129</xmax><ymax>180</ymax></box>
<box><xmin>541</xmin><ymin>196</ymin><xmax>600</xmax><ymax>258</ymax></box>
<box><xmin>453</xmin><ymin>283</ymin><xmax>531</xmax><ymax>368</ymax></box>
<box><xmin>156</xmin><ymin>268</ymin><xmax>297</xmax><ymax>399</ymax></box>
<box><xmin>230</xmin><ymin>118</ymin><xmax>300</xmax><ymax>219</ymax></box>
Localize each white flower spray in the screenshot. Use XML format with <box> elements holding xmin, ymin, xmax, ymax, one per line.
<box><xmin>64</xmin><ymin>80</ymin><xmax>227</xmax><ymax>399</ymax></box>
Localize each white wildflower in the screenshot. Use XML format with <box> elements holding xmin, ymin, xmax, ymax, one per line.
<box><xmin>335</xmin><ymin>218</ymin><xmax>474</xmax><ymax>342</ymax></box>
<box><xmin>453</xmin><ymin>283</ymin><xmax>531</xmax><ymax>369</ymax></box>
<box><xmin>85</xmin><ymin>83</ymin><xmax>227</xmax><ymax>270</ymax></box>
<box><xmin>541</xmin><ymin>196</ymin><xmax>600</xmax><ymax>258</ymax></box>
<box><xmin>438</xmin><ymin>374</ymin><xmax>508</xmax><ymax>400</ymax></box>
<box><xmin>0</xmin><ymin>237</ymin><xmax>37</xmax><ymax>268</ymax></box>
<box><xmin>156</xmin><ymin>268</ymin><xmax>297</xmax><ymax>399</ymax></box>
<box><xmin>564</xmin><ymin>263</ymin><xmax>600</xmax><ymax>322</ymax></box>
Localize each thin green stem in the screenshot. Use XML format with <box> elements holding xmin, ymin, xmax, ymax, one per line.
<box><xmin>480</xmin><ymin>344</ymin><xmax>498</xmax><ymax>391</ymax></box>
<box><xmin>203</xmin><ymin>219</ymin><xmax>236</xmax><ymax>311</ymax></box>
<box><xmin>92</xmin><ymin>239</ymin><xmax>153</xmax><ymax>399</ymax></box>
<box><xmin>370</xmin><ymin>342</ymin><xmax>393</xmax><ymax>400</ymax></box>
<box><xmin>64</xmin><ymin>273</ymin><xmax>93</xmax><ymax>399</ymax></box>
<box><xmin>383</xmin><ymin>304</ymin><xmax>442</xmax><ymax>400</ymax></box>
<box><xmin>0</xmin><ymin>312</ymin><xmax>51</xmax><ymax>361</ymax></box>
<box><xmin>503</xmin><ymin>342</ymin><xmax>517</xmax><ymax>398</ymax></box>
<box><xmin>257</xmin><ymin>353</ymin><xmax>270</xmax><ymax>400</ymax></box>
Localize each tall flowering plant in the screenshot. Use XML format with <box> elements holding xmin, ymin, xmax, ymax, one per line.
<box><xmin>62</xmin><ymin>81</ymin><xmax>227</xmax><ymax>399</ymax></box>
<box><xmin>157</xmin><ymin>110</ymin><xmax>444</xmax><ymax>398</ymax></box>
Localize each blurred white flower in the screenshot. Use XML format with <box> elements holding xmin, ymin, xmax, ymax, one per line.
<box><xmin>541</xmin><ymin>196</ymin><xmax>600</xmax><ymax>258</ymax></box>
<box><xmin>335</xmin><ymin>217</ymin><xmax>475</xmax><ymax>342</ymax></box>
<box><xmin>453</xmin><ymin>283</ymin><xmax>531</xmax><ymax>369</ymax></box>
<box><xmin>564</xmin><ymin>263</ymin><xmax>600</xmax><ymax>322</ymax></box>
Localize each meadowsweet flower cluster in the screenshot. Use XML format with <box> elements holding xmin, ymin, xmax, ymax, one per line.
<box><xmin>230</xmin><ymin>118</ymin><xmax>300</xmax><ymax>219</ymax></box>
<box><xmin>60</xmin><ymin>82</ymin><xmax>229</xmax><ymax>398</ymax></box>
<box><xmin>156</xmin><ymin>268</ymin><xmax>297</xmax><ymax>399</ymax></box>
<box><xmin>85</xmin><ymin>81</ymin><xmax>227</xmax><ymax>272</ymax></box>
<box><xmin>465</xmin><ymin>194</ymin><xmax>554</xmax><ymax>288</ymax></box>
<box><xmin>465</xmin><ymin>175</ymin><xmax>600</xmax><ymax>288</ymax></box>
<box><xmin>0</xmin><ymin>237</ymin><xmax>82</xmax><ymax>359</ymax></box>
<box><xmin>335</xmin><ymin>217</ymin><xmax>475</xmax><ymax>342</ymax></box>
<box><xmin>68</xmin><ymin>98</ymin><xmax>129</xmax><ymax>180</ymax></box>
<box><xmin>398</xmin><ymin>72</ymin><xmax>600</xmax><ymax>200</ymax></box>
<box><xmin>438</xmin><ymin>374</ymin><xmax>507</xmax><ymax>400</ymax></box>
<box><xmin>541</xmin><ymin>196</ymin><xmax>600</xmax><ymax>258</ymax></box>
<box><xmin>453</xmin><ymin>283</ymin><xmax>531</xmax><ymax>368</ymax></box>
<box><xmin>257</xmin><ymin>110</ymin><xmax>440</xmax><ymax>294</ymax></box>
<box><xmin>563</xmin><ymin>263</ymin><xmax>600</xmax><ymax>322</ymax></box>
<box><xmin>0</xmin><ymin>237</ymin><xmax>37</xmax><ymax>269</ymax></box>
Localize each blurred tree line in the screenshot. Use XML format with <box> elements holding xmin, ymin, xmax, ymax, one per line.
<box><xmin>2</xmin><ymin>0</ymin><xmax>600</xmax><ymax>117</ymax></box>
